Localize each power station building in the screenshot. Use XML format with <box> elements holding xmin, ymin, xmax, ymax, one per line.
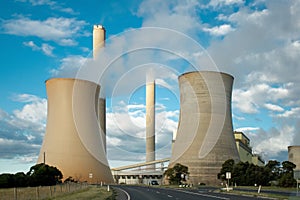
<box><xmin>169</xmin><ymin>71</ymin><xmax>240</xmax><ymax>185</ymax></box>
<box><xmin>234</xmin><ymin>131</ymin><xmax>264</xmax><ymax>166</ymax></box>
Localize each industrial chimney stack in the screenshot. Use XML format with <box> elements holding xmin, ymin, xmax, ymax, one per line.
<box><xmin>93</xmin><ymin>25</ymin><xmax>107</xmax><ymax>152</ymax></box>
<box><xmin>146</xmin><ymin>79</ymin><xmax>156</xmax><ymax>168</ymax></box>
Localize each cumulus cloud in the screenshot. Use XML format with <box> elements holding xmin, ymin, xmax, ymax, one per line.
<box><xmin>243</xmin><ymin>126</ymin><xmax>295</xmax><ymax>159</ymax></box>
<box><xmin>264</xmin><ymin>103</ymin><xmax>284</xmax><ymax>112</ymax></box>
<box><xmin>233</xmin><ymin>83</ymin><xmax>289</xmax><ymax>114</ymax></box>
<box><xmin>23</xmin><ymin>41</ymin><xmax>55</xmax><ymax>56</ymax></box>
<box><xmin>208</xmin><ymin>0</ymin><xmax>244</xmax><ymax>8</ymax></box>
<box><xmin>0</xmin><ymin>94</ymin><xmax>47</xmax><ymax>160</ymax></box>
<box><xmin>203</xmin><ymin>24</ymin><xmax>235</xmax><ymax>36</ymax></box>
<box><xmin>1</xmin><ymin>16</ymin><xmax>88</xmax><ymax>46</ymax></box>
<box><xmin>277</xmin><ymin>107</ymin><xmax>300</xmax><ymax>118</ymax></box>
<box><xmin>137</xmin><ymin>0</ymin><xmax>202</xmax><ymax>34</ymax></box>
<box><xmin>50</xmin><ymin>55</ymin><xmax>89</xmax><ymax>77</ymax></box>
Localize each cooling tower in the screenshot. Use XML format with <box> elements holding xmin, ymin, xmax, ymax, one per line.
<box><xmin>98</xmin><ymin>98</ymin><xmax>106</xmax><ymax>153</ymax></box>
<box><xmin>169</xmin><ymin>71</ymin><xmax>239</xmax><ymax>185</ymax></box>
<box><xmin>288</xmin><ymin>146</ymin><xmax>300</xmax><ymax>170</ymax></box>
<box><xmin>37</xmin><ymin>78</ymin><xmax>113</xmax><ymax>183</ymax></box>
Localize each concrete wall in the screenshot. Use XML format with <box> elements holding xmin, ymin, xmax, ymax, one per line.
<box><xmin>169</xmin><ymin>71</ymin><xmax>240</xmax><ymax>185</ymax></box>
<box><xmin>37</xmin><ymin>78</ymin><xmax>113</xmax><ymax>183</ymax></box>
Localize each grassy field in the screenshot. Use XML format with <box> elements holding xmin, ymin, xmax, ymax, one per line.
<box><xmin>49</xmin><ymin>186</ymin><xmax>114</xmax><ymax>200</ymax></box>
<box><xmin>0</xmin><ymin>185</ymin><xmax>114</xmax><ymax>200</ymax></box>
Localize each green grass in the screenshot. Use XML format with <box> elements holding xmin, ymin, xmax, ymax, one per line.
<box><xmin>0</xmin><ymin>185</ymin><xmax>114</xmax><ymax>200</ymax></box>
<box><xmin>219</xmin><ymin>186</ymin><xmax>300</xmax><ymax>200</ymax></box>
<box><xmin>49</xmin><ymin>186</ymin><xmax>114</xmax><ymax>200</ymax></box>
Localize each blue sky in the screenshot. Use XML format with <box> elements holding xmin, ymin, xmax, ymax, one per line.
<box><xmin>0</xmin><ymin>0</ymin><xmax>300</xmax><ymax>173</ymax></box>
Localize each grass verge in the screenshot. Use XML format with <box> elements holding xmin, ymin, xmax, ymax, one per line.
<box><xmin>49</xmin><ymin>185</ymin><xmax>114</xmax><ymax>200</ymax></box>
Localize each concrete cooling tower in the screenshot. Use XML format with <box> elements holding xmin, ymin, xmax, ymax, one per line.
<box><xmin>169</xmin><ymin>71</ymin><xmax>240</xmax><ymax>185</ymax></box>
<box><xmin>37</xmin><ymin>78</ymin><xmax>113</xmax><ymax>183</ymax></box>
<box><xmin>288</xmin><ymin>146</ymin><xmax>300</xmax><ymax>170</ymax></box>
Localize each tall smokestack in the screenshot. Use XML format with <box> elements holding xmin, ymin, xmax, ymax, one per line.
<box><xmin>93</xmin><ymin>25</ymin><xmax>106</xmax><ymax>152</ymax></box>
<box><xmin>146</xmin><ymin>77</ymin><xmax>155</xmax><ymax>168</ymax></box>
<box><xmin>93</xmin><ymin>25</ymin><xmax>105</xmax><ymax>59</ymax></box>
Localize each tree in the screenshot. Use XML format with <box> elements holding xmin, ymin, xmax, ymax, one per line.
<box><xmin>278</xmin><ymin>161</ymin><xmax>296</xmax><ymax>187</ymax></box>
<box><xmin>164</xmin><ymin>163</ymin><xmax>189</xmax><ymax>185</ymax></box>
<box><xmin>27</xmin><ymin>163</ymin><xmax>63</xmax><ymax>186</ymax></box>
<box><xmin>281</xmin><ymin>161</ymin><xmax>296</xmax><ymax>173</ymax></box>
<box><xmin>265</xmin><ymin>160</ymin><xmax>280</xmax><ymax>181</ymax></box>
<box><xmin>218</xmin><ymin>159</ymin><xmax>235</xmax><ymax>181</ymax></box>
<box><xmin>14</xmin><ymin>172</ymin><xmax>28</xmax><ymax>187</ymax></box>
<box><xmin>0</xmin><ymin>174</ymin><xmax>15</xmax><ymax>188</ymax></box>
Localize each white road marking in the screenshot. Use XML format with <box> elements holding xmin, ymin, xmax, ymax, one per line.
<box><xmin>118</xmin><ymin>187</ymin><xmax>131</xmax><ymax>200</ymax></box>
<box><xmin>167</xmin><ymin>194</ymin><xmax>173</xmax><ymax>197</ymax></box>
<box><xmin>179</xmin><ymin>190</ymin><xmax>229</xmax><ymax>200</ymax></box>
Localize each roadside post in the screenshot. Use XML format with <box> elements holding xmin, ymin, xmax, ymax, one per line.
<box><xmin>226</xmin><ymin>172</ymin><xmax>231</xmax><ymax>192</ymax></box>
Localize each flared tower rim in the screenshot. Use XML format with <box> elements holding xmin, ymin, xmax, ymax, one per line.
<box><xmin>45</xmin><ymin>78</ymin><xmax>100</xmax><ymax>87</ymax></box>
<box><xmin>179</xmin><ymin>71</ymin><xmax>234</xmax><ymax>80</ymax></box>
<box><xmin>288</xmin><ymin>145</ymin><xmax>300</xmax><ymax>149</ymax></box>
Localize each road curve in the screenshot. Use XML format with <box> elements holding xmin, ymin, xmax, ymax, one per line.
<box><xmin>112</xmin><ymin>185</ymin><xmax>274</xmax><ymax>200</ymax></box>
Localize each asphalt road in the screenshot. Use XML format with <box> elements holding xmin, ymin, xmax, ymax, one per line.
<box><xmin>113</xmin><ymin>185</ymin><xmax>274</xmax><ymax>200</ymax></box>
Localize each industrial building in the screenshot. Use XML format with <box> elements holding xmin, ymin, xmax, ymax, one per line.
<box><xmin>234</xmin><ymin>131</ymin><xmax>264</xmax><ymax>166</ymax></box>
<box><xmin>169</xmin><ymin>71</ymin><xmax>240</xmax><ymax>185</ymax></box>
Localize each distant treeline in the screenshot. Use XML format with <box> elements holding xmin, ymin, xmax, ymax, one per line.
<box><xmin>218</xmin><ymin>159</ymin><xmax>297</xmax><ymax>187</ymax></box>
<box><xmin>0</xmin><ymin>163</ymin><xmax>62</xmax><ymax>188</ymax></box>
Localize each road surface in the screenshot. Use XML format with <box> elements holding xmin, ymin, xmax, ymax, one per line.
<box><xmin>113</xmin><ymin>185</ymin><xmax>274</xmax><ymax>200</ymax></box>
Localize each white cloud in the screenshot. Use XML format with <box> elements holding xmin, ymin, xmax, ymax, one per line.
<box><xmin>203</xmin><ymin>24</ymin><xmax>235</xmax><ymax>36</ymax></box>
<box><xmin>209</xmin><ymin>0</ymin><xmax>244</xmax><ymax>8</ymax></box>
<box><xmin>245</xmin><ymin>126</ymin><xmax>295</xmax><ymax>158</ymax></box>
<box><xmin>264</xmin><ymin>103</ymin><xmax>284</xmax><ymax>112</ymax></box>
<box><xmin>233</xmin><ymin>83</ymin><xmax>289</xmax><ymax>114</ymax></box>
<box><xmin>2</xmin><ymin>16</ymin><xmax>88</xmax><ymax>46</ymax></box>
<box><xmin>23</xmin><ymin>41</ymin><xmax>54</xmax><ymax>56</ymax></box>
<box><xmin>50</xmin><ymin>55</ymin><xmax>89</xmax><ymax>77</ymax></box>
<box><xmin>0</xmin><ymin>94</ymin><xmax>47</xmax><ymax>160</ymax></box>
<box><xmin>235</xmin><ymin>127</ymin><xmax>259</xmax><ymax>132</ymax></box>
<box><xmin>277</xmin><ymin>107</ymin><xmax>300</xmax><ymax>118</ymax></box>
<box><xmin>13</xmin><ymin>99</ymin><xmax>47</xmax><ymax>124</ymax></box>
<box><xmin>17</xmin><ymin>0</ymin><xmax>77</xmax><ymax>14</ymax></box>
<box><xmin>137</xmin><ymin>0</ymin><xmax>202</xmax><ymax>35</ymax></box>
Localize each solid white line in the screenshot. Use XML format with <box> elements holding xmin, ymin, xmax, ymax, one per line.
<box><xmin>179</xmin><ymin>190</ymin><xmax>229</xmax><ymax>200</ymax></box>
<box><xmin>117</xmin><ymin>187</ymin><xmax>131</xmax><ymax>200</ymax></box>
